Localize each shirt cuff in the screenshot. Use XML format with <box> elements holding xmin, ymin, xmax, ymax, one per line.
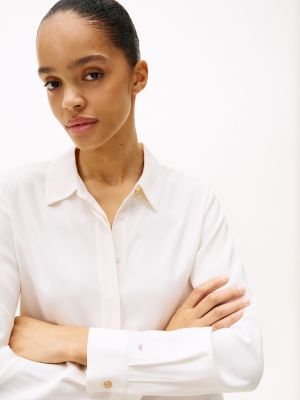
<box><xmin>86</xmin><ymin>327</ymin><xmax>128</xmax><ymax>394</ymax></box>
<box><xmin>86</xmin><ymin>326</ymin><xmax>215</xmax><ymax>396</ymax></box>
<box><xmin>126</xmin><ymin>327</ymin><xmax>215</xmax><ymax>396</ymax></box>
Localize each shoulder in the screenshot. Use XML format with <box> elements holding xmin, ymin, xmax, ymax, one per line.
<box><xmin>161</xmin><ymin>163</ymin><xmax>212</xmax><ymax>203</ymax></box>
<box><xmin>0</xmin><ymin>159</ymin><xmax>50</xmax><ymax>198</ymax></box>
<box><xmin>156</xmin><ymin>163</ymin><xmax>223</xmax><ymax>225</ymax></box>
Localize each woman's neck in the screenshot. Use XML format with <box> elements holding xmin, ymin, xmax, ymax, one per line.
<box><xmin>75</xmin><ymin>134</ymin><xmax>144</xmax><ymax>187</ymax></box>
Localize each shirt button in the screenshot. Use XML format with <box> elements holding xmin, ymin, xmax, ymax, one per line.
<box><xmin>134</xmin><ymin>186</ymin><xmax>141</xmax><ymax>194</ymax></box>
<box><xmin>103</xmin><ymin>380</ymin><xmax>112</xmax><ymax>389</ymax></box>
<box><xmin>116</xmin><ymin>256</ymin><xmax>121</xmax><ymax>263</ymax></box>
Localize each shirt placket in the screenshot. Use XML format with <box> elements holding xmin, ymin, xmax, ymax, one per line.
<box><xmin>77</xmin><ymin>180</ymin><xmax>142</xmax><ymax>330</ymax></box>
<box><xmin>89</xmin><ymin>195</ymin><xmax>122</xmax><ymax>329</ymax></box>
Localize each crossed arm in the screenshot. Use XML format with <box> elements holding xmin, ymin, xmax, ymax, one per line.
<box><xmin>1</xmin><ymin>182</ymin><xmax>262</xmax><ymax>396</ymax></box>
<box><xmin>9</xmin><ymin>275</ymin><xmax>249</xmax><ymax>366</ymax></box>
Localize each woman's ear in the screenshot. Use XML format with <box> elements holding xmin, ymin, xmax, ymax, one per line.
<box><xmin>131</xmin><ymin>60</ymin><xmax>148</xmax><ymax>95</ymax></box>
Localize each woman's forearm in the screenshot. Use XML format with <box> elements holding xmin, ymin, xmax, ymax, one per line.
<box><xmin>9</xmin><ymin>315</ymin><xmax>88</xmax><ymax>366</ymax></box>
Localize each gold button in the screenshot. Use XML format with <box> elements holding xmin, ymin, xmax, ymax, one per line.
<box><xmin>103</xmin><ymin>380</ymin><xmax>112</xmax><ymax>389</ymax></box>
<box><xmin>134</xmin><ymin>186</ymin><xmax>141</xmax><ymax>194</ymax></box>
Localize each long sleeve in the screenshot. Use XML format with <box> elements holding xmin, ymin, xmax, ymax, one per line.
<box><xmin>86</xmin><ymin>187</ymin><xmax>263</xmax><ymax>396</ymax></box>
<box><xmin>0</xmin><ymin>182</ymin><xmax>94</xmax><ymax>399</ymax></box>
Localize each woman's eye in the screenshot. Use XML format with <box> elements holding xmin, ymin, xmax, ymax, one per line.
<box><xmin>44</xmin><ymin>80</ymin><xmax>60</xmax><ymax>91</ymax></box>
<box><xmin>85</xmin><ymin>71</ymin><xmax>103</xmax><ymax>81</ymax></box>
<box><xmin>42</xmin><ymin>72</ymin><xmax>103</xmax><ymax>91</ymax></box>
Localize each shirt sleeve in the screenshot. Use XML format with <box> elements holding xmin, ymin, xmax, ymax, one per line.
<box><xmin>86</xmin><ymin>187</ymin><xmax>264</xmax><ymax>396</ymax></box>
<box><xmin>0</xmin><ymin>182</ymin><xmax>88</xmax><ymax>399</ymax></box>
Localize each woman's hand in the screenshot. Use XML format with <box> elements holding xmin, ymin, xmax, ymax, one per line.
<box><xmin>165</xmin><ymin>276</ymin><xmax>250</xmax><ymax>331</ymax></box>
<box><xmin>9</xmin><ymin>315</ymin><xmax>88</xmax><ymax>365</ymax></box>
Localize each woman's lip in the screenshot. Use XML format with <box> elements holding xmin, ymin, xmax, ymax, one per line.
<box><xmin>68</xmin><ymin>121</ymin><xmax>98</xmax><ymax>135</ymax></box>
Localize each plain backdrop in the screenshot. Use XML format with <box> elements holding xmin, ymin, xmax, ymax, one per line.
<box><xmin>0</xmin><ymin>1</ymin><xmax>299</xmax><ymax>399</ymax></box>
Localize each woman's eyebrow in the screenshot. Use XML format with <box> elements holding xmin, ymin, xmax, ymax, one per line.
<box><xmin>38</xmin><ymin>54</ymin><xmax>108</xmax><ymax>75</ymax></box>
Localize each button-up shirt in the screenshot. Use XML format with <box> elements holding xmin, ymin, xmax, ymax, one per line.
<box><xmin>0</xmin><ymin>143</ymin><xmax>263</xmax><ymax>400</ymax></box>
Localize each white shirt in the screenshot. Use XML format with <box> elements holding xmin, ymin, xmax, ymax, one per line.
<box><xmin>0</xmin><ymin>143</ymin><xmax>263</xmax><ymax>400</ymax></box>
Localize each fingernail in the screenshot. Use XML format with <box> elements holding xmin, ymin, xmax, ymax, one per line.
<box><xmin>237</xmin><ymin>286</ymin><xmax>245</xmax><ymax>292</ymax></box>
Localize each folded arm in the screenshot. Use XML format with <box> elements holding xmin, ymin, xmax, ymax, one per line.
<box><xmin>84</xmin><ymin>188</ymin><xmax>263</xmax><ymax>395</ymax></box>
<box><xmin>0</xmin><ymin>182</ymin><xmax>90</xmax><ymax>399</ymax></box>
<box><xmin>1</xmin><ymin>181</ymin><xmax>263</xmax><ymax>397</ymax></box>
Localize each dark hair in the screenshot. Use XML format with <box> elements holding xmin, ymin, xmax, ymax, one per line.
<box><xmin>40</xmin><ymin>0</ymin><xmax>141</xmax><ymax>67</ymax></box>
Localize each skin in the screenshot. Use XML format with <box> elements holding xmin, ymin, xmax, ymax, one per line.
<box><xmin>37</xmin><ymin>11</ymin><xmax>147</xmax><ymax>188</ymax></box>
<box><xmin>8</xmin><ymin>11</ymin><xmax>250</xmax><ymax>366</ymax></box>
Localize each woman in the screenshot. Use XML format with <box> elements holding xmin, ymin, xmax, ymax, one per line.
<box><xmin>0</xmin><ymin>0</ymin><xmax>263</xmax><ymax>399</ymax></box>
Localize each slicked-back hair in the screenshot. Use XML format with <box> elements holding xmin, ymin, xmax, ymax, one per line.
<box><xmin>40</xmin><ymin>0</ymin><xmax>141</xmax><ymax>67</ymax></box>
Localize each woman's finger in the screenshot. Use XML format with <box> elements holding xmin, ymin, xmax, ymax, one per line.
<box><xmin>200</xmin><ymin>296</ymin><xmax>250</xmax><ymax>327</ymax></box>
<box><xmin>211</xmin><ymin>309</ymin><xmax>245</xmax><ymax>331</ymax></box>
<box><xmin>193</xmin><ymin>285</ymin><xmax>246</xmax><ymax>318</ymax></box>
<box><xmin>181</xmin><ymin>275</ymin><xmax>229</xmax><ymax>309</ymax></box>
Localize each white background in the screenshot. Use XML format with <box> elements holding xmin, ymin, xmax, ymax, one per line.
<box><xmin>0</xmin><ymin>1</ymin><xmax>299</xmax><ymax>399</ymax></box>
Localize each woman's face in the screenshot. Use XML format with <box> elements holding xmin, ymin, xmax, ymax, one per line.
<box><xmin>36</xmin><ymin>11</ymin><xmax>146</xmax><ymax>150</ymax></box>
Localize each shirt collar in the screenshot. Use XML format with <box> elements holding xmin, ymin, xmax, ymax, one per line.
<box><xmin>45</xmin><ymin>142</ymin><xmax>165</xmax><ymax>212</ymax></box>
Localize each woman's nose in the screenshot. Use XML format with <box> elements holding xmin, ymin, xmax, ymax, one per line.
<box><xmin>61</xmin><ymin>89</ymin><xmax>85</xmax><ymax>111</ymax></box>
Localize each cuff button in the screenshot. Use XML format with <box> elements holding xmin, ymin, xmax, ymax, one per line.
<box><xmin>103</xmin><ymin>380</ymin><xmax>112</xmax><ymax>389</ymax></box>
